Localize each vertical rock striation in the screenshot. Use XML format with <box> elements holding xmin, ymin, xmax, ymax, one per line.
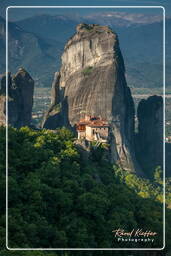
<box><xmin>42</xmin><ymin>24</ymin><xmax>139</xmax><ymax>172</ymax></box>
<box><xmin>0</xmin><ymin>68</ymin><xmax>34</xmax><ymax>128</ymax></box>
<box><xmin>136</xmin><ymin>95</ymin><xmax>163</xmax><ymax>175</ymax></box>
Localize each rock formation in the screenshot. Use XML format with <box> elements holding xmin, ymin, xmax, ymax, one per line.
<box><xmin>136</xmin><ymin>95</ymin><xmax>163</xmax><ymax>175</ymax></box>
<box><xmin>42</xmin><ymin>23</ymin><xmax>140</xmax><ymax>172</ymax></box>
<box><xmin>0</xmin><ymin>68</ymin><xmax>34</xmax><ymax>128</ymax></box>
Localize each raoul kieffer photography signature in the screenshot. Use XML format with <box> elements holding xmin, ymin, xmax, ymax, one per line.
<box><xmin>112</xmin><ymin>228</ymin><xmax>157</xmax><ymax>243</ymax></box>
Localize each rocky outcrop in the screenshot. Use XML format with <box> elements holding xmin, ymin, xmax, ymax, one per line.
<box><xmin>136</xmin><ymin>95</ymin><xmax>163</xmax><ymax>175</ymax></box>
<box><xmin>42</xmin><ymin>24</ymin><xmax>140</xmax><ymax>172</ymax></box>
<box><xmin>0</xmin><ymin>68</ymin><xmax>34</xmax><ymax>127</ymax></box>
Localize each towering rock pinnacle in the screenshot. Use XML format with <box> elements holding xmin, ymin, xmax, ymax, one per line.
<box><xmin>136</xmin><ymin>95</ymin><xmax>163</xmax><ymax>175</ymax></box>
<box><xmin>42</xmin><ymin>24</ymin><xmax>139</xmax><ymax>172</ymax></box>
<box><xmin>0</xmin><ymin>68</ymin><xmax>34</xmax><ymax>128</ymax></box>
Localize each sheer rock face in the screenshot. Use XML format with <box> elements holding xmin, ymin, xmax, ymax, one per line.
<box><xmin>136</xmin><ymin>95</ymin><xmax>163</xmax><ymax>174</ymax></box>
<box><xmin>0</xmin><ymin>68</ymin><xmax>34</xmax><ymax>127</ymax></box>
<box><xmin>42</xmin><ymin>24</ymin><xmax>139</xmax><ymax>171</ymax></box>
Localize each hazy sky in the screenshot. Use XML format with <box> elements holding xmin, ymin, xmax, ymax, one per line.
<box><xmin>7</xmin><ymin>7</ymin><xmax>164</xmax><ymax>22</ymax></box>
<box><xmin>0</xmin><ymin>0</ymin><xmax>170</xmax><ymax>21</ymax></box>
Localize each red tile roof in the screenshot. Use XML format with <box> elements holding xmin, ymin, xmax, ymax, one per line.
<box><xmin>76</xmin><ymin>116</ymin><xmax>109</xmax><ymax>130</ymax></box>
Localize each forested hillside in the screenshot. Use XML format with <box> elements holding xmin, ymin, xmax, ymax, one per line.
<box><xmin>0</xmin><ymin>127</ymin><xmax>170</xmax><ymax>252</ymax></box>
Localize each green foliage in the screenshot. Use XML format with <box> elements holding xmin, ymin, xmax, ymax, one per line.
<box><xmin>82</xmin><ymin>66</ymin><xmax>93</xmax><ymax>75</ymax></box>
<box><xmin>154</xmin><ymin>166</ymin><xmax>163</xmax><ymax>185</ymax></box>
<box><xmin>113</xmin><ymin>165</ymin><xmax>167</xmax><ymax>204</ymax></box>
<box><xmin>53</xmin><ymin>103</ymin><xmax>61</xmax><ymax>113</ymax></box>
<box><xmin>0</xmin><ymin>126</ymin><xmax>170</xmax><ymax>251</ymax></box>
<box><xmin>79</xmin><ymin>24</ymin><xmax>94</xmax><ymax>32</ymax></box>
<box><xmin>90</xmin><ymin>143</ymin><xmax>106</xmax><ymax>162</ymax></box>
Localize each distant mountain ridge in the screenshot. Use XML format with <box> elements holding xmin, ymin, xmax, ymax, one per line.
<box><xmin>85</xmin><ymin>11</ymin><xmax>164</xmax><ymax>26</ymax></box>
<box><xmin>1</xmin><ymin>12</ymin><xmax>170</xmax><ymax>87</ymax></box>
<box><xmin>0</xmin><ymin>16</ymin><xmax>63</xmax><ymax>86</ymax></box>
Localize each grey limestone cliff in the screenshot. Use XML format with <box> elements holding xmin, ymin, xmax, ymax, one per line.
<box><xmin>0</xmin><ymin>68</ymin><xmax>34</xmax><ymax>127</ymax></box>
<box><xmin>42</xmin><ymin>24</ymin><xmax>139</xmax><ymax>172</ymax></box>
<box><xmin>136</xmin><ymin>95</ymin><xmax>163</xmax><ymax>175</ymax></box>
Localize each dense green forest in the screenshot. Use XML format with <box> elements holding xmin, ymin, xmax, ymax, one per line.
<box><xmin>0</xmin><ymin>126</ymin><xmax>171</xmax><ymax>255</ymax></box>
